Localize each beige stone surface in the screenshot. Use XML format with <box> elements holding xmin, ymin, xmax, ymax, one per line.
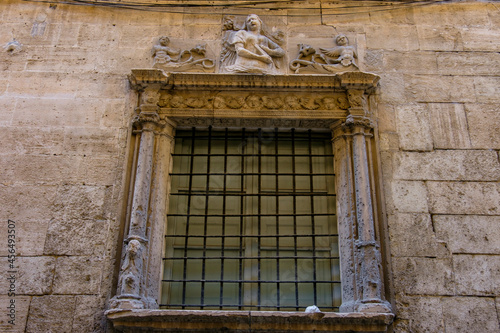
<box><xmin>0</xmin><ymin>296</ymin><xmax>30</xmax><ymax>333</ymax></box>
<box><xmin>393</xmin><ymin>150</ymin><xmax>500</xmax><ymax>181</ymax></box>
<box><xmin>465</xmin><ymin>103</ymin><xmax>500</xmax><ymax>149</ymax></box>
<box><xmin>26</xmin><ymin>296</ymin><xmax>76</xmax><ymax>333</ymax></box>
<box><xmin>392</xmin><ymin>257</ymin><xmax>454</xmax><ymax>295</ymax></box>
<box><xmin>441</xmin><ymin>297</ymin><xmax>499</xmax><ymax>333</ymax></box>
<box><xmin>434</xmin><ymin>215</ymin><xmax>500</xmax><ymax>254</ymax></box>
<box><xmin>389</xmin><ymin>181</ymin><xmax>429</xmax><ymax>213</ymax></box>
<box><xmin>44</xmin><ymin>218</ymin><xmax>108</xmax><ymax>256</ymax></box>
<box><xmin>395</xmin><ymin>103</ymin><xmax>433</xmax><ymax>151</ymax></box>
<box><xmin>388</xmin><ymin>213</ymin><xmax>448</xmax><ymax>258</ymax></box>
<box><xmin>404</xmin><ymin>75</ymin><xmax>476</xmax><ymax>103</ymax></box>
<box><xmin>453</xmin><ymin>255</ymin><xmax>500</xmax><ymax>296</ymax></box>
<box><xmin>73</xmin><ymin>295</ymin><xmax>104</xmax><ymax>332</ymax></box>
<box><xmin>428</xmin><ymin>103</ymin><xmax>471</xmax><ymax>149</ymax></box>
<box><xmin>53</xmin><ymin>256</ymin><xmax>103</xmax><ymax>294</ymax></box>
<box><xmin>0</xmin><ymin>257</ymin><xmax>55</xmax><ymax>295</ymax></box>
<box><xmin>428</xmin><ymin>181</ymin><xmax>500</xmax><ymax>215</ymax></box>
<box><xmin>395</xmin><ymin>295</ymin><xmax>444</xmax><ymax>333</ymax></box>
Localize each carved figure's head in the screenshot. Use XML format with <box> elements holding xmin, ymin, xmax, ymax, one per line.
<box><xmin>336</xmin><ymin>34</ymin><xmax>348</xmax><ymax>46</ymax></box>
<box><xmin>159</xmin><ymin>36</ymin><xmax>170</xmax><ymax>46</ymax></box>
<box><xmin>245</xmin><ymin>14</ymin><xmax>263</xmax><ymax>33</ymax></box>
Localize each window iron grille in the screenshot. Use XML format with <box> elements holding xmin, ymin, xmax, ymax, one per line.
<box><xmin>161</xmin><ymin>127</ymin><xmax>340</xmax><ymax>311</ymax></box>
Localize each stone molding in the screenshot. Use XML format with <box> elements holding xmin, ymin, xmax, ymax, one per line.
<box><xmin>108</xmin><ymin>69</ymin><xmax>392</xmax><ymax>327</ymax></box>
<box><xmin>107</xmin><ymin>309</ymin><xmax>394</xmax><ymax>332</ymax></box>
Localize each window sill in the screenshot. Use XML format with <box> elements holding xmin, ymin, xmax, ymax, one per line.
<box><xmin>106</xmin><ymin>309</ymin><xmax>394</xmax><ymax>332</ymax></box>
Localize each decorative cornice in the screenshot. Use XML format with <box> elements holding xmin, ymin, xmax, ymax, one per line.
<box><xmin>128</xmin><ymin>69</ymin><xmax>380</xmax><ymax>93</ymax></box>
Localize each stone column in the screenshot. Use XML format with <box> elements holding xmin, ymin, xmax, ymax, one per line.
<box><xmin>110</xmin><ymin>86</ymin><xmax>174</xmax><ymax>310</ymax></box>
<box><xmin>331</xmin><ymin>88</ymin><xmax>391</xmax><ymax>313</ymax></box>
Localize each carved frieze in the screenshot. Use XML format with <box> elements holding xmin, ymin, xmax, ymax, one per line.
<box><xmin>152</xmin><ymin>36</ymin><xmax>215</xmax><ymax>73</ymax></box>
<box><xmin>290</xmin><ymin>34</ymin><xmax>359</xmax><ymax>74</ymax></box>
<box><xmin>158</xmin><ymin>91</ymin><xmax>350</xmax><ymax>113</ymax></box>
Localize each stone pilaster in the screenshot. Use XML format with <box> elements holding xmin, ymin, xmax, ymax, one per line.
<box><xmin>110</xmin><ymin>80</ymin><xmax>176</xmax><ymax>310</ymax></box>
<box><xmin>331</xmin><ymin>90</ymin><xmax>391</xmax><ymax>314</ymax></box>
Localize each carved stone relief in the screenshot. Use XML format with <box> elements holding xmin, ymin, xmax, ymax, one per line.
<box><xmin>158</xmin><ymin>91</ymin><xmax>350</xmax><ymax>112</ymax></box>
<box><xmin>290</xmin><ymin>34</ymin><xmax>359</xmax><ymax>74</ymax></box>
<box><xmin>220</xmin><ymin>15</ymin><xmax>285</xmax><ymax>74</ymax></box>
<box><xmin>152</xmin><ymin>36</ymin><xmax>215</xmax><ymax>72</ymax></box>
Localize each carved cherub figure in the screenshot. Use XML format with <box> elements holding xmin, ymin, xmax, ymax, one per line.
<box><xmin>152</xmin><ymin>36</ymin><xmax>180</xmax><ymax>65</ymax></box>
<box><xmin>319</xmin><ymin>34</ymin><xmax>358</xmax><ymax>67</ymax></box>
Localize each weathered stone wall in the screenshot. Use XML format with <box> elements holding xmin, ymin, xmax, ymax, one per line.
<box><xmin>0</xmin><ymin>1</ymin><xmax>499</xmax><ymax>332</ymax></box>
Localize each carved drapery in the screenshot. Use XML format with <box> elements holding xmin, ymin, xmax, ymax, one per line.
<box><xmin>108</xmin><ymin>70</ymin><xmax>392</xmax><ymax>330</ymax></box>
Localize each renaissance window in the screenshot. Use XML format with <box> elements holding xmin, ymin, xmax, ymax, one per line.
<box><xmin>161</xmin><ymin>127</ymin><xmax>341</xmax><ymax>311</ymax></box>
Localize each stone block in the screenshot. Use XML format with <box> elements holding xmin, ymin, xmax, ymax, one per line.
<box><xmin>465</xmin><ymin>103</ymin><xmax>500</xmax><ymax>149</ymax></box>
<box><xmin>404</xmin><ymin>75</ymin><xmax>476</xmax><ymax>103</ymax></box>
<box><xmin>392</xmin><ymin>257</ymin><xmax>454</xmax><ymax>295</ymax></box>
<box><xmin>25</xmin><ymin>46</ymin><xmax>96</xmax><ymax>74</ymax></box>
<box><xmin>0</xmin><ymin>154</ymin><xmax>81</xmax><ymax>185</ymax></box>
<box><xmin>428</xmin><ymin>182</ymin><xmax>500</xmax><ymax>215</ymax></box>
<box><xmin>413</xmin><ymin>2</ymin><xmax>491</xmax><ymax>27</ymax></box>
<box><xmin>388</xmin><ymin>213</ymin><xmax>448</xmax><ymax>257</ymax></box>
<box><xmin>100</xmin><ymin>99</ymin><xmax>128</xmax><ymax>128</ymax></box>
<box><xmin>428</xmin><ymin>103</ymin><xmax>471</xmax><ymax>149</ymax></box>
<box><xmin>393</xmin><ymin>150</ymin><xmax>500</xmax><ymax>181</ymax></box>
<box><xmin>434</xmin><ymin>215</ymin><xmax>500</xmax><ymax>254</ymax></box>
<box><xmin>382</xmin><ymin>51</ymin><xmax>438</xmax><ymax>74</ymax></box>
<box><xmin>453</xmin><ymin>255</ymin><xmax>500</xmax><ymax>295</ymax></box>
<box><xmin>395</xmin><ymin>295</ymin><xmax>445</xmax><ymax>333</ymax></box>
<box><xmin>13</xmin><ymin>97</ymin><xmax>101</xmax><ymax>128</ymax></box>
<box><xmin>473</xmin><ymin>76</ymin><xmax>500</xmax><ymax>103</ymax></box>
<box><xmin>0</xmin><ymin>257</ymin><xmax>55</xmax><ymax>295</ymax></box>
<box><xmin>378</xmin><ymin>132</ymin><xmax>399</xmax><ymax>152</ymax></box>
<box><xmin>0</xmin><ymin>185</ymin><xmax>58</xmax><ymax>221</ymax></box>
<box><xmin>366</xmin><ymin>25</ymin><xmax>419</xmax><ymax>51</ymax></box>
<box><xmin>416</xmin><ymin>25</ymin><xmax>463</xmax><ymax>51</ymax></box>
<box><xmin>76</xmin><ymin>156</ymin><xmax>121</xmax><ymax>186</ymax></box>
<box><xmin>441</xmin><ymin>297</ymin><xmax>499</xmax><ymax>333</ymax></box>
<box><xmin>6</xmin><ymin>72</ymin><xmax>80</xmax><ymax>98</ymax></box>
<box><xmin>75</xmin><ymin>75</ymin><xmax>128</xmax><ymax>100</ymax></box>
<box><xmin>395</xmin><ymin>103</ymin><xmax>433</xmax><ymax>151</ymax></box>
<box><xmin>376</xmin><ymin>103</ymin><xmax>397</xmax><ymax>133</ymax></box>
<box><xmin>378</xmin><ymin>73</ymin><xmax>405</xmax><ymax>104</ymax></box>
<box><xmin>53</xmin><ymin>256</ymin><xmax>102</xmax><ymax>294</ymax></box>
<box><xmin>437</xmin><ymin>52</ymin><xmax>500</xmax><ymax>76</ymax></box>
<box><xmin>0</xmin><ymin>219</ymin><xmax>49</xmax><ymax>256</ymax></box>
<box><xmin>73</xmin><ymin>295</ymin><xmax>103</xmax><ymax>332</ymax></box>
<box><xmin>44</xmin><ymin>218</ymin><xmax>108</xmax><ymax>256</ymax></box>
<box><xmin>0</xmin><ymin>296</ymin><xmax>30</xmax><ymax>333</ymax></box>
<box><xmin>389</xmin><ymin>181</ymin><xmax>429</xmax><ymax>213</ymax></box>
<box><xmin>53</xmin><ymin>185</ymin><xmax>110</xmax><ymax>220</ymax></box>
<box><xmin>62</xmin><ymin>127</ymin><xmax>122</xmax><ymax>156</ymax></box>
<box><xmin>0</xmin><ymin>98</ymin><xmax>14</xmax><ymax>126</ymax></box>
<box><xmin>26</xmin><ymin>296</ymin><xmax>75</xmax><ymax>333</ymax></box>
<box><xmin>0</xmin><ymin>126</ymin><xmax>65</xmax><ymax>156</ymax></box>
<box><xmin>462</xmin><ymin>28</ymin><xmax>500</xmax><ymax>51</ymax></box>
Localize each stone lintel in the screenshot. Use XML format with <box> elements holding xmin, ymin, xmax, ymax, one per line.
<box><xmin>107</xmin><ymin>309</ymin><xmax>394</xmax><ymax>333</ymax></box>
<box><xmin>129</xmin><ymin>69</ymin><xmax>380</xmax><ymax>93</ymax></box>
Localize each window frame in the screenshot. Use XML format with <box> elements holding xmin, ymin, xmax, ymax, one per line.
<box><xmin>106</xmin><ymin>70</ymin><xmax>394</xmax><ymax>332</ymax></box>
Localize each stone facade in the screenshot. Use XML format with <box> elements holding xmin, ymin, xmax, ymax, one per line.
<box><xmin>1</xmin><ymin>0</ymin><xmax>500</xmax><ymax>332</ymax></box>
